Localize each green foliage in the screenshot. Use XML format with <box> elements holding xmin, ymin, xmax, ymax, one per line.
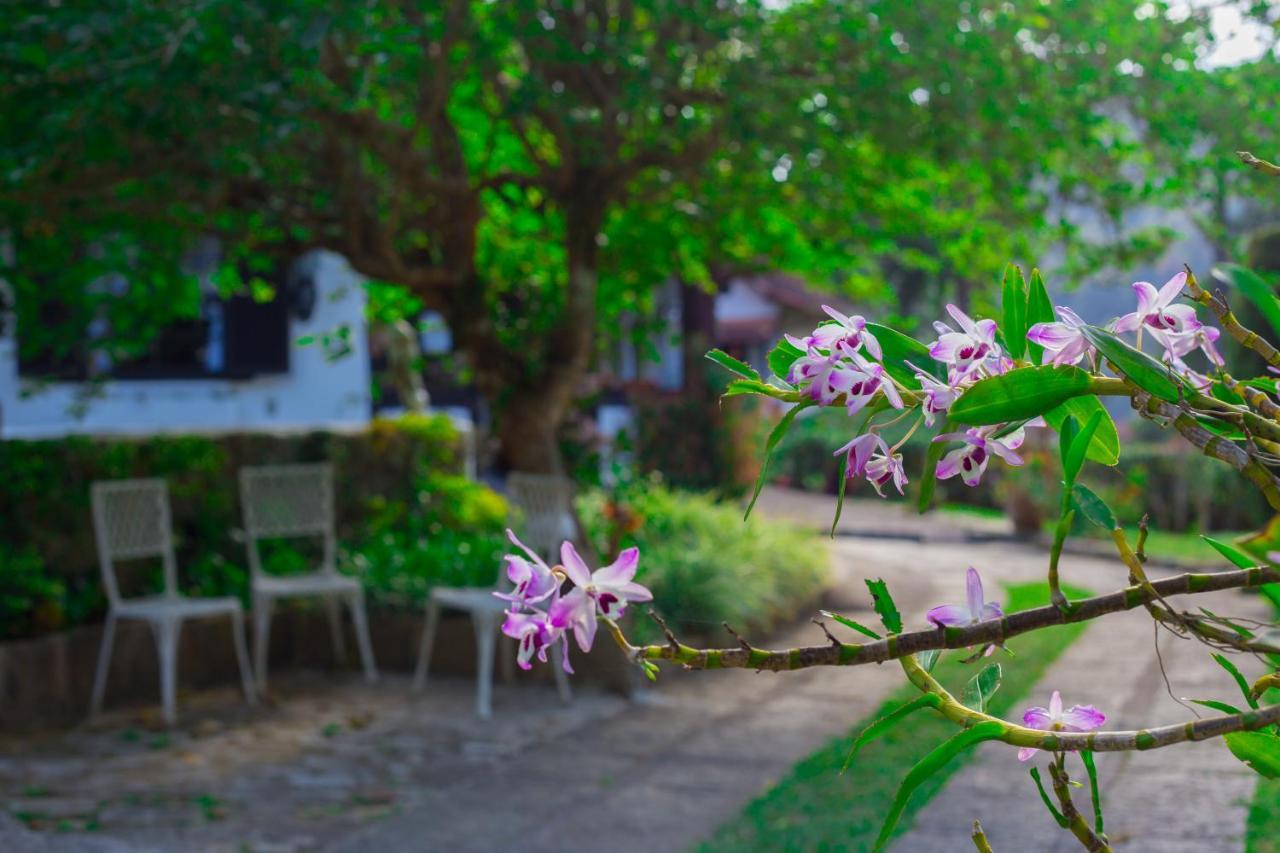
<box><xmin>866</xmin><ymin>324</ymin><xmax>942</xmax><ymax>385</ymax></box>
<box><xmin>1082</xmin><ymin>326</ymin><xmax>1185</xmax><ymax>403</ymax></box>
<box><xmin>578</xmin><ymin>482</ymin><xmax>828</xmax><ymax>642</ymax></box>
<box><xmin>1212</xmin><ymin>264</ymin><xmax>1280</xmax><ymax>338</ymax></box>
<box><xmin>865</xmin><ymin>578</ymin><xmax>903</xmax><ymax>634</ymax></box>
<box><xmin>0</xmin><ymin>546</ymin><xmax>65</xmax><ymax>639</ymax></box>
<box><xmin>705</xmin><ymin>349</ymin><xmax>760</xmax><ymax>382</ymax></box>
<box><xmin>1001</xmin><ymin>264</ymin><xmax>1028</xmax><ymax>361</ymax></box>
<box><xmin>949</xmin><ymin>365</ymin><xmax>1091</xmax><ymax>426</ymax></box>
<box><xmin>1043</xmin><ymin>396</ymin><xmax>1120</xmax><ymax>466</ymax></box>
<box><xmin>1071</xmin><ymin>484</ymin><xmax>1117</xmax><ymax>531</ymax></box>
<box><xmin>961</xmin><ymin>664</ymin><xmax>1003</xmax><ymax>714</ymax></box>
<box><xmin>1227</xmin><ymin>731</ymin><xmax>1280</xmax><ymax>780</ymax></box>
<box><xmin>704</xmin><ymin>582</ymin><xmax>1093</xmax><ymax>851</ymax></box>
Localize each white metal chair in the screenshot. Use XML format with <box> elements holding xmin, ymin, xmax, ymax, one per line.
<box><xmin>238</xmin><ymin>463</ymin><xmax>377</xmax><ymax>692</ymax></box>
<box><xmin>89</xmin><ymin>479</ymin><xmax>256</xmax><ymax>726</ymax></box>
<box><xmin>412</xmin><ymin>472</ymin><xmax>574</xmax><ymax>718</ymax></box>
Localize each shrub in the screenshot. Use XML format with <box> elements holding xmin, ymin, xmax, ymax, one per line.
<box><xmin>578</xmin><ymin>481</ymin><xmax>828</xmax><ymax>642</ymax></box>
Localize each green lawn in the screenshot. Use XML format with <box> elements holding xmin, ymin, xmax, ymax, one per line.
<box><xmin>1248</xmin><ymin>778</ymin><xmax>1280</xmax><ymax>853</ymax></box>
<box><xmin>700</xmin><ymin>582</ymin><xmax>1093</xmax><ymax>852</ymax></box>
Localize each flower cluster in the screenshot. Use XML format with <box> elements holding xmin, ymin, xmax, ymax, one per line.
<box><xmin>786</xmin><ymin>270</ymin><xmax>1227</xmax><ymax>499</ymax></box>
<box><xmin>496</xmin><ymin>530</ymin><xmax>652</xmax><ymax>673</ymax></box>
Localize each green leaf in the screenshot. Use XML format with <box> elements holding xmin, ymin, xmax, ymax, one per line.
<box><xmin>865</xmin><ymin>578</ymin><xmax>902</xmax><ymax>634</ymax></box>
<box><xmin>1261</xmin><ymin>583</ymin><xmax>1280</xmax><ymax>611</ymax></box>
<box><xmin>865</xmin><ymin>322</ymin><xmax>943</xmax><ymax>385</ymax></box>
<box><xmin>1044</xmin><ymin>396</ymin><xmax>1120</xmax><ymax>466</ymax></box>
<box><xmin>723</xmin><ymin>377</ymin><xmax>790</xmax><ymax>398</ymax></box>
<box><xmin>1212</xmin><ymin>653</ymin><xmax>1260</xmax><ymax>709</ymax></box>
<box><xmin>1225</xmin><ymin>731</ymin><xmax>1280</xmax><ymax>779</ymax></box>
<box><xmin>766</xmin><ymin>337</ymin><xmax>804</xmax><ymax>383</ymax></box>
<box><xmin>962</xmin><ymin>663</ymin><xmax>1003</xmax><ymax>713</ymax></box>
<box><xmin>1058</xmin><ymin>414</ymin><xmax>1080</xmax><ymax>474</ymax></box>
<box><xmin>1063</xmin><ymin>410</ymin><xmax>1104</xmax><ymax>486</ymax></box>
<box><xmin>820</xmin><ymin>610</ymin><xmax>881</xmax><ymax>640</ymax></box>
<box><xmin>873</xmin><ymin>721</ymin><xmax>1007</xmax><ymax>851</ymax></box>
<box><xmin>705</xmin><ymin>348</ymin><xmax>760</xmax><ymax>381</ymax></box>
<box><xmin>1025</xmin><ymin>268</ymin><xmax>1055</xmax><ymax>364</ymax></box>
<box><xmin>1212</xmin><ymin>264</ymin><xmax>1280</xmax><ymax>338</ymax></box>
<box><xmin>744</xmin><ymin>402</ymin><xmax>811</xmax><ymax>520</ymax></box>
<box><xmin>916</xmin><ymin>419</ymin><xmax>951</xmax><ymax>513</ymax></box>
<box><xmin>949</xmin><ymin>365</ymin><xmax>1091</xmax><ymax>425</ymax></box>
<box><xmin>1081</xmin><ymin>325</ymin><xmax>1184</xmax><ymax>403</ymax></box>
<box><xmin>1187</xmin><ymin>698</ymin><xmax>1243</xmax><ymax>715</ymax></box>
<box><xmin>831</xmin><ymin>456</ymin><xmax>849</xmax><ymax>538</ymax></box>
<box><xmin>1030</xmin><ymin>768</ymin><xmax>1069</xmax><ymax>828</ymax></box>
<box><xmin>917</xmin><ymin>648</ymin><xmax>941</xmax><ymax>673</ymax></box>
<box><xmin>1080</xmin><ymin>751</ymin><xmax>1104</xmax><ymax>835</ymax></box>
<box><xmin>841</xmin><ymin>694</ymin><xmax>941</xmax><ymax>773</ymax></box>
<box><xmin>1002</xmin><ymin>264</ymin><xmax>1029</xmax><ymax>361</ymax></box>
<box><xmin>1071</xmin><ymin>484</ymin><xmax>1117</xmax><ymax>530</ymax></box>
<box><xmin>1202</xmin><ymin>536</ymin><xmax>1261</xmax><ymax>570</ymax></box>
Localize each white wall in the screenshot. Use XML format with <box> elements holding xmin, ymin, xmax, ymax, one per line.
<box><xmin>0</xmin><ymin>251</ymin><xmax>372</xmax><ymax>439</ymax></box>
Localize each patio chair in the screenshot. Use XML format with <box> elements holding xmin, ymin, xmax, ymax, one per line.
<box><xmin>89</xmin><ymin>479</ymin><xmax>256</xmax><ymax>726</ymax></box>
<box><xmin>238</xmin><ymin>463</ymin><xmax>377</xmax><ymax>692</ymax></box>
<box><xmin>412</xmin><ymin>472</ymin><xmax>573</xmax><ymax>718</ymax></box>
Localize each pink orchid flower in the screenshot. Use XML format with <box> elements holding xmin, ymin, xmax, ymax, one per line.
<box><xmin>1017</xmin><ymin>690</ymin><xmax>1106</xmax><ymax>761</ymax></box>
<box><xmin>787</xmin><ymin>346</ymin><xmax>858</xmax><ymax>406</ymax></box>
<box><xmin>833</xmin><ymin>433</ymin><xmax>908</xmax><ymax>497</ymax></box>
<box><xmin>1026</xmin><ymin>306</ymin><xmax>1093</xmax><ymax>366</ymax></box>
<box><xmin>933</xmin><ymin>424</ymin><xmax>1034</xmax><ymax>487</ymax></box>
<box><xmin>502</xmin><ymin>606</ymin><xmax>570</xmax><ymax>672</ymax></box>
<box><xmin>929</xmin><ymin>304</ymin><xmax>1002</xmax><ymax>377</ymax></box>
<box><xmin>909</xmin><ymin>362</ymin><xmax>964</xmax><ymax>426</ymax></box>
<box><xmin>494</xmin><ymin>529</ymin><xmax>559</xmax><ymax>606</ymax></box>
<box><xmin>805</xmin><ymin>305</ymin><xmax>883</xmax><ymax>360</ymax></box>
<box><xmin>841</xmin><ymin>352</ymin><xmax>904</xmax><ymax>416</ymax></box>
<box><xmin>1113</xmin><ymin>271</ymin><xmax>1200</xmax><ymax>334</ymax></box>
<box><xmin>549</xmin><ymin>542</ymin><xmax>652</xmax><ymax>655</ymax></box>
<box><xmin>1152</xmin><ymin>324</ymin><xmax>1224</xmax><ymax>369</ymax></box>
<box><xmin>926</xmin><ymin>567</ymin><xmax>1003</xmax><ymax>628</ymax></box>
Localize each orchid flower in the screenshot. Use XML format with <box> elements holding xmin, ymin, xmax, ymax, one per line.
<box><xmin>549</xmin><ymin>542</ymin><xmax>652</xmax><ymax>654</ymax></box>
<box><xmin>1152</xmin><ymin>323</ymin><xmax>1224</xmax><ymax>369</ymax></box>
<box><xmin>1113</xmin><ymin>271</ymin><xmax>1200</xmax><ymax>334</ymax></box>
<box><xmin>502</xmin><ymin>606</ymin><xmax>570</xmax><ymax>672</ymax></box>
<box><xmin>494</xmin><ymin>529</ymin><xmax>559</xmax><ymax>606</ymax></box>
<box><xmin>834</xmin><ymin>433</ymin><xmax>908</xmax><ymax>497</ymax></box>
<box><xmin>926</xmin><ymin>567</ymin><xmax>1003</xmax><ymax>628</ymax></box>
<box><xmin>909</xmin><ymin>362</ymin><xmax>963</xmax><ymax>426</ymax></box>
<box><xmin>787</xmin><ymin>346</ymin><xmax>859</xmax><ymax>406</ymax></box>
<box><xmin>929</xmin><ymin>304</ymin><xmax>1002</xmax><ymax>378</ymax></box>
<box><xmin>834</xmin><ymin>433</ymin><xmax>881</xmax><ymax>480</ymax></box>
<box><xmin>933</xmin><ymin>426</ymin><xmax>1027</xmax><ymax>487</ymax></box>
<box><xmin>1017</xmin><ymin>691</ymin><xmax>1106</xmax><ymax>761</ymax></box>
<box><xmin>1026</xmin><ymin>306</ymin><xmax>1093</xmax><ymax>367</ymax></box>
<box><xmin>804</xmin><ymin>305</ymin><xmax>883</xmax><ymax>360</ymax></box>
<box><xmin>841</xmin><ymin>352</ymin><xmax>904</xmax><ymax>416</ymax></box>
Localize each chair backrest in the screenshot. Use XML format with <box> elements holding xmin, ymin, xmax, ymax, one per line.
<box><xmin>506</xmin><ymin>473</ymin><xmax>576</xmax><ymax>570</ymax></box>
<box><xmin>90</xmin><ymin>478</ymin><xmax>179</xmax><ymax>605</ymax></box>
<box><xmin>238</xmin><ymin>463</ymin><xmax>336</xmax><ymax>579</ymax></box>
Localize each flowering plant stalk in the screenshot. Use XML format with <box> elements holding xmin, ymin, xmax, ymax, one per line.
<box><xmin>502</xmin><ymin>176</ymin><xmax>1280</xmax><ymax>849</ymax></box>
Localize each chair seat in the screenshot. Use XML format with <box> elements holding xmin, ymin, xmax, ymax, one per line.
<box><xmin>431</xmin><ymin>586</ymin><xmax>508</xmax><ymax>613</ymax></box>
<box><xmin>253</xmin><ymin>572</ymin><xmax>362</xmax><ymax>598</ymax></box>
<box><xmin>114</xmin><ymin>595</ymin><xmax>242</xmax><ymax>622</ymax></box>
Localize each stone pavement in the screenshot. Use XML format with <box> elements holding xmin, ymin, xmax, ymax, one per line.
<box><xmin>1</xmin><ymin>490</ymin><xmax>1269</xmax><ymax>851</ymax></box>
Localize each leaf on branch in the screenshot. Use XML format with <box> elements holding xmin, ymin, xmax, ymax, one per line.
<box><xmin>962</xmin><ymin>663</ymin><xmax>1003</xmax><ymax>713</ymax></box>
<box><xmin>820</xmin><ymin>609</ymin><xmax>881</xmax><ymax>640</ymax></box>
<box><xmin>1211</xmin><ymin>264</ymin><xmax>1280</xmax><ymax>338</ymax></box>
<box><xmin>1071</xmin><ymin>483</ymin><xmax>1117</xmax><ymax>530</ymax></box>
<box><xmin>1225</xmin><ymin>731</ymin><xmax>1280</xmax><ymax>779</ymax></box>
<box><xmin>1029</xmin><ymin>767</ymin><xmax>1070</xmax><ymax>828</ymax></box>
<box><xmin>1058</xmin><ymin>414</ymin><xmax>1080</xmax><ymax>474</ymax></box>
<box><xmin>841</xmin><ymin>694</ymin><xmax>941</xmax><ymax>773</ymax></box>
<box><xmin>917</xmin><ymin>648</ymin><xmax>941</xmax><ymax>673</ymax></box>
<box><xmin>1212</xmin><ymin>653</ymin><xmax>1260</xmax><ymax>710</ymax></box>
<box><xmin>865</xmin><ymin>578</ymin><xmax>903</xmax><ymax>634</ymax></box>
<box><xmin>1063</xmin><ymin>409</ymin><xmax>1104</xmax><ymax>486</ymax></box>
<box><xmin>873</xmin><ymin>721</ymin><xmax>1007</xmax><ymax>851</ymax></box>
<box><xmin>766</xmin><ymin>337</ymin><xmax>804</xmax><ymax>383</ymax></box>
<box><xmin>1186</xmin><ymin>697</ymin><xmax>1243</xmax><ymax>715</ymax></box>
<box><xmin>723</xmin><ymin>377</ymin><xmax>792</xmax><ymax>399</ymax></box>
<box><xmin>1044</xmin><ymin>395</ymin><xmax>1120</xmax><ymax>466</ymax></box>
<box><xmin>744</xmin><ymin>401</ymin><xmax>812</xmax><ymax>520</ymax></box>
<box><xmin>1002</xmin><ymin>264</ymin><xmax>1029</xmax><ymax>362</ymax></box>
<box><xmin>705</xmin><ymin>348</ymin><xmax>760</xmax><ymax>381</ymax></box>
<box><xmin>1025</xmin><ymin>268</ymin><xmax>1055</xmax><ymax>364</ymax></box>
<box><xmin>1081</xmin><ymin>325</ymin><xmax>1185</xmax><ymax>403</ymax></box>
<box><xmin>1201</xmin><ymin>536</ymin><xmax>1261</xmax><ymax>570</ymax></box>
<box><xmin>1080</xmin><ymin>750</ymin><xmax>1105</xmax><ymax>835</ymax></box>
<box><xmin>916</xmin><ymin>419</ymin><xmax>951</xmax><ymax>513</ymax></box>
<box><xmin>866</xmin><ymin>322</ymin><xmax>944</xmax><ymax>385</ymax></box>
<box><xmin>948</xmin><ymin>365</ymin><xmax>1091</xmax><ymax>425</ymax></box>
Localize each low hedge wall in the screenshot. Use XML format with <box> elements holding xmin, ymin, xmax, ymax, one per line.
<box><xmin>0</xmin><ymin>416</ymin><xmax>508</xmax><ymax>639</ymax></box>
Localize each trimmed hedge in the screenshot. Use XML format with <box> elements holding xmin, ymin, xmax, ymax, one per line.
<box><xmin>0</xmin><ymin>416</ymin><xmax>508</xmax><ymax>639</ymax></box>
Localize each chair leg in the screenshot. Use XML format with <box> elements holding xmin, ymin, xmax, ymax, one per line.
<box><xmin>325</xmin><ymin>596</ymin><xmax>348</xmax><ymax>665</ymax></box>
<box><xmin>154</xmin><ymin>618</ymin><xmax>182</xmax><ymax>727</ymax></box>
<box><xmin>473</xmin><ymin>611</ymin><xmax>497</xmax><ymax>719</ymax></box>
<box><xmin>553</xmin><ymin>638</ymin><xmax>573</xmax><ymax>704</ymax></box>
<box><xmin>89</xmin><ymin>612</ymin><xmax>118</xmax><ymax>718</ymax></box>
<box><xmin>412</xmin><ymin>599</ymin><xmax>441</xmax><ymax>693</ymax></box>
<box><xmin>229</xmin><ymin>609</ymin><xmax>257</xmax><ymax>707</ymax></box>
<box><xmin>253</xmin><ymin>596</ymin><xmax>273</xmax><ymax>695</ymax></box>
<box><xmin>348</xmin><ymin>591</ymin><xmax>377</xmax><ymax>684</ymax></box>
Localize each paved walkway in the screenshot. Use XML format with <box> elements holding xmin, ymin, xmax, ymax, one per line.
<box><xmin>0</xmin><ymin>489</ymin><xmax>1269</xmax><ymax>851</ymax></box>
